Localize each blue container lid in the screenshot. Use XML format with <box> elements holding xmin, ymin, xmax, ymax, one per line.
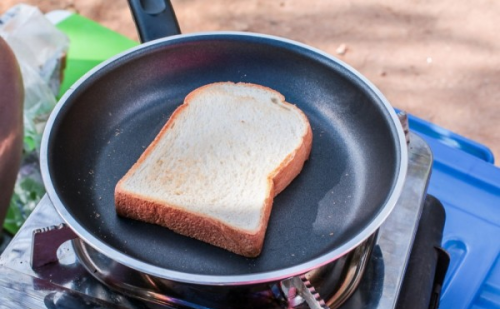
<box><xmin>412</xmin><ymin>130</ymin><xmax>500</xmax><ymax>309</ymax></box>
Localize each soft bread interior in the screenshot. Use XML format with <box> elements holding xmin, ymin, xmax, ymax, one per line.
<box><xmin>118</xmin><ymin>82</ymin><xmax>310</xmax><ymax>234</ymax></box>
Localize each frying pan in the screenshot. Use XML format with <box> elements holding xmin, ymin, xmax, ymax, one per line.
<box><xmin>40</xmin><ymin>0</ymin><xmax>407</xmax><ymax>286</ymax></box>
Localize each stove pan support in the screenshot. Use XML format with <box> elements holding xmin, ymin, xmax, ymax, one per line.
<box><xmin>31</xmin><ymin>223</ymin><xmax>78</xmax><ymax>269</ymax></box>
<box><xmin>280</xmin><ymin>232</ymin><xmax>378</xmax><ymax>309</ymax></box>
<box><xmin>281</xmin><ymin>275</ymin><xmax>329</xmax><ymax>309</ymax></box>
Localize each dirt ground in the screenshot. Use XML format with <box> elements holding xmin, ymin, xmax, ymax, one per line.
<box><xmin>2</xmin><ymin>0</ymin><xmax>499</xmax><ymax>166</ymax></box>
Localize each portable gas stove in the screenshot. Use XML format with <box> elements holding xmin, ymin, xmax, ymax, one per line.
<box><xmin>0</xmin><ymin>133</ymin><xmax>449</xmax><ymax>309</ymax></box>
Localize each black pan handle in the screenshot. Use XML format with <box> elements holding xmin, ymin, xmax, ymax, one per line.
<box><xmin>127</xmin><ymin>0</ymin><xmax>181</xmax><ymax>43</ymax></box>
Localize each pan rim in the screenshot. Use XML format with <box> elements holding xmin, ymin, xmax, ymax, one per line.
<box><xmin>40</xmin><ymin>31</ymin><xmax>408</xmax><ymax>285</ymax></box>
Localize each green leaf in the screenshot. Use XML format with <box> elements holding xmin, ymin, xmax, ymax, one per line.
<box><xmin>3</xmin><ymin>194</ymin><xmax>24</xmax><ymax>234</ymax></box>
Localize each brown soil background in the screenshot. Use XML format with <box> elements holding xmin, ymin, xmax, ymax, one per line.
<box><xmin>2</xmin><ymin>0</ymin><xmax>499</xmax><ymax>166</ymax></box>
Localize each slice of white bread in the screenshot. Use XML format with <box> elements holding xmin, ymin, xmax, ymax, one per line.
<box><xmin>115</xmin><ymin>82</ymin><xmax>312</xmax><ymax>257</ymax></box>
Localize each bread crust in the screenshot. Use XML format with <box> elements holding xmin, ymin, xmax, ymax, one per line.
<box><xmin>115</xmin><ymin>82</ymin><xmax>312</xmax><ymax>257</ymax></box>
<box><xmin>116</xmin><ymin>189</ymin><xmax>273</xmax><ymax>257</ymax></box>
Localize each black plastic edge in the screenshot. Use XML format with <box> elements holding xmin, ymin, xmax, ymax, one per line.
<box><xmin>396</xmin><ymin>195</ymin><xmax>450</xmax><ymax>309</ymax></box>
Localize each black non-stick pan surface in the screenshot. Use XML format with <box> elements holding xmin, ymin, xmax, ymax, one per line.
<box><xmin>41</xmin><ymin>32</ymin><xmax>407</xmax><ymax>284</ymax></box>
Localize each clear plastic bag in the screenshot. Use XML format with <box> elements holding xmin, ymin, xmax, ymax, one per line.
<box><xmin>1</xmin><ymin>4</ymin><xmax>69</xmax><ymax>152</ymax></box>
<box><xmin>0</xmin><ymin>4</ymin><xmax>69</xmax><ymax>233</ymax></box>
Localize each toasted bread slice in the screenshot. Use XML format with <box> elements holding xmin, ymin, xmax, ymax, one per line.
<box><xmin>115</xmin><ymin>82</ymin><xmax>312</xmax><ymax>257</ymax></box>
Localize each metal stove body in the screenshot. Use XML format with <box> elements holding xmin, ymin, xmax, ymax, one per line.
<box><xmin>0</xmin><ymin>133</ymin><xmax>435</xmax><ymax>309</ymax></box>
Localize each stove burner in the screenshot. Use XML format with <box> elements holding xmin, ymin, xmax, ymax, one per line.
<box><xmin>0</xmin><ymin>134</ymin><xmax>433</xmax><ymax>309</ymax></box>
